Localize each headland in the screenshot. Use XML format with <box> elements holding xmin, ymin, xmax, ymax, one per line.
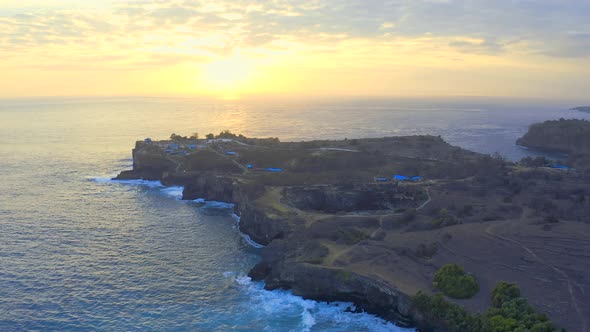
<box><xmin>116</xmin><ymin>131</ymin><xmax>590</xmax><ymax>331</ymax></box>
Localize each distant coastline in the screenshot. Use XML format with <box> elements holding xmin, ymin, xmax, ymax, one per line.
<box><xmin>572</xmin><ymin>106</ymin><xmax>590</xmax><ymax>113</ymax></box>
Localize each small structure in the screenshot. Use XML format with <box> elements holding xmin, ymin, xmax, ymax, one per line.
<box><xmin>374</xmin><ymin>177</ymin><xmax>390</xmax><ymax>182</ymax></box>
<box><xmin>265</xmin><ymin>168</ymin><xmax>283</xmax><ymax>172</ymax></box>
<box><xmin>168</xmin><ymin>143</ymin><xmax>179</xmax><ymax>150</ymax></box>
<box><xmin>144</xmin><ymin>138</ymin><xmax>153</xmax><ymax>143</ymax></box>
<box><xmin>552</xmin><ymin>164</ymin><xmax>569</xmax><ymax>170</ymax></box>
<box><xmin>247</xmin><ymin>164</ymin><xmax>253</xmax><ymax>169</ymax></box>
<box><xmin>225</xmin><ymin>151</ymin><xmax>237</xmax><ymax>156</ymax></box>
<box><xmin>189</xmin><ymin>144</ymin><xmax>197</xmax><ymax>149</ymax></box>
<box><xmin>393</xmin><ymin>174</ymin><xmax>422</xmax><ymax>181</ymax></box>
<box><xmin>393</xmin><ymin>175</ymin><xmax>409</xmax><ymax>181</ymax></box>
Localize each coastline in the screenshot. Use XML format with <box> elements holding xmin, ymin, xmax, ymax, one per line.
<box><xmin>100</xmin><ymin>175</ymin><xmax>415</xmax><ymax>329</ymax></box>
<box><xmin>113</xmin><ymin>134</ymin><xmax>589</xmax><ymax>331</ymax></box>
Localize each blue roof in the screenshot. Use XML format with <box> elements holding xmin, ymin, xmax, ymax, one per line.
<box><xmin>247</xmin><ymin>164</ymin><xmax>253</xmax><ymax>168</ymax></box>
<box><xmin>553</xmin><ymin>164</ymin><xmax>569</xmax><ymax>170</ymax></box>
<box><xmin>393</xmin><ymin>175</ymin><xmax>409</xmax><ymax>181</ymax></box>
<box><xmin>189</xmin><ymin>144</ymin><xmax>197</xmax><ymax>149</ymax></box>
<box><xmin>265</xmin><ymin>168</ymin><xmax>283</xmax><ymax>172</ymax></box>
<box><xmin>225</xmin><ymin>151</ymin><xmax>237</xmax><ymax>155</ymax></box>
<box><xmin>411</xmin><ymin>176</ymin><xmax>423</xmax><ymax>181</ymax></box>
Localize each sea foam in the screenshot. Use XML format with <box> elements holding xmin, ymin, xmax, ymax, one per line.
<box><xmin>233</xmin><ymin>276</ymin><xmax>414</xmax><ymax>332</ymax></box>
<box><xmin>231</xmin><ymin>213</ymin><xmax>265</xmax><ymax>249</ymax></box>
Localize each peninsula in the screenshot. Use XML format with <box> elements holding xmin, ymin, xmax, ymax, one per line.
<box><xmin>116</xmin><ymin>132</ymin><xmax>589</xmax><ymax>331</ymax></box>
<box><xmin>572</xmin><ymin>106</ymin><xmax>590</xmax><ymax>113</ymax></box>
<box><xmin>517</xmin><ymin>118</ymin><xmax>590</xmax><ymax>169</ymax></box>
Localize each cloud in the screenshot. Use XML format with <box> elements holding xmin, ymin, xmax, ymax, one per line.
<box><xmin>0</xmin><ymin>0</ymin><xmax>589</xmax><ymax>73</ymax></box>
<box><xmin>542</xmin><ymin>32</ymin><xmax>590</xmax><ymax>58</ymax></box>
<box><xmin>449</xmin><ymin>37</ymin><xmax>504</xmax><ymax>55</ymax></box>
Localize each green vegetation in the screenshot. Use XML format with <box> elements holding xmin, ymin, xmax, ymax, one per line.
<box><xmin>432</xmin><ymin>208</ymin><xmax>459</xmax><ymax>228</ymax></box>
<box><xmin>413</xmin><ymin>282</ymin><xmax>563</xmax><ymax>332</ymax></box>
<box><xmin>520</xmin><ymin>156</ymin><xmax>550</xmax><ymax>168</ymax></box>
<box><xmin>400</xmin><ymin>208</ymin><xmax>417</xmax><ymax>223</ymax></box>
<box><xmin>491</xmin><ymin>282</ymin><xmax>521</xmax><ymax>307</ymax></box>
<box><xmin>433</xmin><ymin>264</ymin><xmax>479</xmax><ymax>299</ymax></box>
<box><xmin>415</xmin><ymin>242</ymin><xmax>438</xmax><ymax>259</ymax></box>
<box><xmin>337</xmin><ymin>227</ymin><xmax>369</xmax><ymax>245</ymax></box>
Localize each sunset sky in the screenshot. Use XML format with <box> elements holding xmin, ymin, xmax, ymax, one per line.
<box><xmin>1</xmin><ymin>0</ymin><xmax>589</xmax><ymax>99</ymax></box>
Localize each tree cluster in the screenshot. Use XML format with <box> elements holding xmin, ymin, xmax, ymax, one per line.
<box><xmin>413</xmin><ymin>282</ymin><xmax>562</xmax><ymax>332</ymax></box>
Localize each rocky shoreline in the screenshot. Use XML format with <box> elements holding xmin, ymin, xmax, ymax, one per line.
<box><xmin>119</xmin><ymin>168</ymin><xmax>419</xmax><ymax>328</ymax></box>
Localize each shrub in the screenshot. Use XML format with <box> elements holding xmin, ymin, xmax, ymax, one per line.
<box><xmin>491</xmin><ymin>282</ymin><xmax>521</xmax><ymax>307</ymax></box>
<box><xmin>432</xmin><ymin>208</ymin><xmax>459</xmax><ymax>228</ymax></box>
<box><xmin>400</xmin><ymin>208</ymin><xmax>417</xmax><ymax>223</ymax></box>
<box><xmin>433</xmin><ymin>264</ymin><xmax>479</xmax><ymax>299</ymax></box>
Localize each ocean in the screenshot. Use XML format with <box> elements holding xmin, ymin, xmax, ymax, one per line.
<box><xmin>1</xmin><ymin>96</ymin><xmax>588</xmax><ymax>331</ymax></box>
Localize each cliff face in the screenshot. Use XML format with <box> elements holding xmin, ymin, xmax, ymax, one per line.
<box><xmin>284</xmin><ymin>184</ymin><xmax>424</xmax><ymax>213</ymax></box>
<box><xmin>116</xmin><ymin>142</ymin><xmax>177</xmax><ymax>180</ymax></box>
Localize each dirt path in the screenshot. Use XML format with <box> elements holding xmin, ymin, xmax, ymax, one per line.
<box><xmin>485</xmin><ymin>216</ymin><xmax>587</xmax><ymax>332</ymax></box>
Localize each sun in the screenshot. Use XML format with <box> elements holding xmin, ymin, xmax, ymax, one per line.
<box><xmin>201</xmin><ymin>55</ymin><xmax>258</xmax><ymax>97</ymax></box>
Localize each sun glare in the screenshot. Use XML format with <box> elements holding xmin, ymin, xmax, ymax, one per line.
<box><xmin>201</xmin><ymin>55</ymin><xmax>258</xmax><ymax>98</ymax></box>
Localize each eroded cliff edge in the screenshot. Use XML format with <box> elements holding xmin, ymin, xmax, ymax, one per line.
<box><xmin>116</xmin><ymin>134</ymin><xmax>590</xmax><ymax>331</ymax></box>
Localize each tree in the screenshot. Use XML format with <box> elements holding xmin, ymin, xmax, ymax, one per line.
<box><xmin>433</xmin><ymin>263</ymin><xmax>479</xmax><ymax>299</ymax></box>
<box><xmin>190</xmin><ymin>132</ymin><xmax>199</xmax><ymax>140</ymax></box>
<box><xmin>205</xmin><ymin>133</ymin><xmax>215</xmax><ymax>139</ymax></box>
<box><xmin>491</xmin><ymin>282</ymin><xmax>521</xmax><ymax>307</ymax></box>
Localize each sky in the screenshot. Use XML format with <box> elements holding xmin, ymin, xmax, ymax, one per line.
<box><xmin>0</xmin><ymin>0</ymin><xmax>589</xmax><ymax>99</ymax></box>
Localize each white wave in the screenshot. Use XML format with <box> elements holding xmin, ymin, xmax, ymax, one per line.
<box><xmin>301</xmin><ymin>307</ymin><xmax>317</xmax><ymax>332</ymax></box>
<box><xmin>89</xmin><ymin>176</ymin><xmax>186</xmax><ymax>199</ymax></box>
<box><xmin>202</xmin><ymin>201</ymin><xmax>235</xmax><ymax>209</ymax></box>
<box><xmin>89</xmin><ymin>176</ymin><xmax>117</xmax><ymax>183</ymax></box>
<box><xmin>233</xmin><ymin>276</ymin><xmax>414</xmax><ymax>332</ymax></box>
<box><xmin>90</xmin><ymin>177</ymin><xmax>165</xmax><ymax>188</ymax></box>
<box><xmin>160</xmin><ymin>186</ymin><xmax>184</xmax><ymax>199</ymax></box>
<box><xmin>231</xmin><ymin>213</ymin><xmax>265</xmax><ymax>249</ymax></box>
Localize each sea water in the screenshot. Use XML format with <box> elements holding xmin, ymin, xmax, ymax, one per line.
<box><xmin>1</xmin><ymin>96</ymin><xmax>588</xmax><ymax>331</ymax></box>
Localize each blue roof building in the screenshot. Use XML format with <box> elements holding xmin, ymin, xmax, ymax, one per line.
<box><xmin>265</xmin><ymin>168</ymin><xmax>283</xmax><ymax>172</ymax></box>
<box><xmin>393</xmin><ymin>175</ymin><xmax>409</xmax><ymax>181</ymax></box>
<box><xmin>552</xmin><ymin>164</ymin><xmax>569</xmax><ymax>170</ymax></box>
<box><xmin>225</xmin><ymin>151</ymin><xmax>237</xmax><ymax>156</ymax></box>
